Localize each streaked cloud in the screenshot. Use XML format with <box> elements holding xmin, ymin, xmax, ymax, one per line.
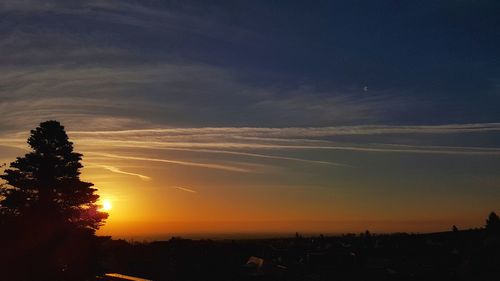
<box><xmin>91</xmin><ymin>164</ymin><xmax>152</xmax><ymax>181</ymax></box>
<box><xmin>0</xmin><ymin>63</ymin><xmax>405</xmax><ymax>131</ymax></box>
<box><xmin>170</xmin><ymin>186</ymin><xmax>197</xmax><ymax>194</ymax></box>
<box><xmin>86</xmin><ymin>152</ymin><xmax>251</xmax><ymax>173</ymax></box>
<box><xmin>69</xmin><ymin>122</ymin><xmax>500</xmax><ymax>138</ymax></box>
<box><xmin>2</xmin><ymin>123</ymin><xmax>500</xmax><ymax>166</ymax></box>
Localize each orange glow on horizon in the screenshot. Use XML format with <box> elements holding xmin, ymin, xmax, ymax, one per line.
<box><xmin>77</xmin><ymin>142</ymin><xmax>497</xmax><ymax>240</ymax></box>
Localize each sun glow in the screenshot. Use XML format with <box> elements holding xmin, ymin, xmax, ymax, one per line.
<box><xmin>101</xmin><ymin>199</ymin><xmax>112</xmax><ymax>211</ymax></box>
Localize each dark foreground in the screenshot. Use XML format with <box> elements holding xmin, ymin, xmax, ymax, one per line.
<box><xmin>100</xmin><ymin>229</ymin><xmax>500</xmax><ymax>281</ymax></box>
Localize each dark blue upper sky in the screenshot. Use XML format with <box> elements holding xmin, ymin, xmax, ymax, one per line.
<box><xmin>1</xmin><ymin>0</ymin><xmax>499</xmax><ymax>127</ymax></box>
<box><xmin>0</xmin><ymin>1</ymin><xmax>500</xmax><ymax>125</ymax></box>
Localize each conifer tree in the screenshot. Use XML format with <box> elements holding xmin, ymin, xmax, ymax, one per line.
<box><xmin>0</xmin><ymin>120</ymin><xmax>107</xmax><ymax>230</ymax></box>
<box><xmin>486</xmin><ymin>211</ymin><xmax>500</xmax><ymax>233</ymax></box>
<box><xmin>0</xmin><ymin>120</ymin><xmax>108</xmax><ymax>280</ymax></box>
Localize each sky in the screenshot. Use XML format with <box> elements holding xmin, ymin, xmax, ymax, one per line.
<box><xmin>0</xmin><ymin>0</ymin><xmax>499</xmax><ymax>239</ymax></box>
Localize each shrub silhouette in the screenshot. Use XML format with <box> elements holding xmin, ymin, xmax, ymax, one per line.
<box><xmin>486</xmin><ymin>211</ymin><xmax>500</xmax><ymax>233</ymax></box>
<box><xmin>0</xmin><ymin>120</ymin><xmax>108</xmax><ymax>281</ymax></box>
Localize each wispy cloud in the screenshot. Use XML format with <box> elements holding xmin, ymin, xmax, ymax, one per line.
<box><xmin>63</xmin><ymin>123</ymin><xmax>500</xmax><ymax>157</ymax></box>
<box><xmin>71</xmin><ymin>138</ymin><xmax>500</xmax><ymax>155</ymax></box>
<box><xmin>2</xmin><ymin>123</ymin><xmax>500</xmax><ymax>164</ymax></box>
<box><xmin>0</xmin><ymin>138</ymin><xmax>28</xmax><ymax>150</ymax></box>
<box><xmin>89</xmin><ymin>164</ymin><xmax>151</xmax><ymax>181</ymax></box>
<box><xmin>0</xmin><ymin>0</ymin><xmax>499</xmax><ymax>178</ymax></box>
<box><xmin>0</xmin><ymin>62</ymin><xmax>401</xmax><ymax>131</ymax></box>
<box><xmin>86</xmin><ymin>152</ymin><xmax>251</xmax><ymax>173</ymax></box>
<box><xmin>170</xmin><ymin>186</ymin><xmax>197</xmax><ymax>194</ymax></box>
<box><xmin>82</xmin><ymin>142</ymin><xmax>344</xmax><ymax>166</ymax></box>
<box><xmin>160</xmin><ymin>148</ymin><xmax>342</xmax><ymax>166</ymax></box>
<box><xmin>69</xmin><ymin>122</ymin><xmax>500</xmax><ymax>138</ymax></box>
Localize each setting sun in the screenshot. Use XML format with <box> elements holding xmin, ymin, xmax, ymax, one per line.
<box><xmin>101</xmin><ymin>199</ymin><xmax>112</xmax><ymax>212</ymax></box>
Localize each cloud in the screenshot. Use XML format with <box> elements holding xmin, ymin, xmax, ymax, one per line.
<box><xmin>0</xmin><ymin>1</ymin><xmax>415</xmax><ymax>131</ymax></box>
<box><xmin>91</xmin><ymin>164</ymin><xmax>151</xmax><ymax>181</ymax></box>
<box><xmin>1</xmin><ymin>0</ymin><xmax>499</xmax><ymax>178</ymax></box>
<box><xmin>2</xmin><ymin>0</ymin><xmax>499</xmax><ymax>134</ymax></box>
<box><xmin>156</xmin><ymin>148</ymin><xmax>343</xmax><ymax>166</ymax></box>
<box><xmin>80</xmin><ymin>142</ymin><xmax>345</xmax><ymax>166</ymax></box>
<box><xmin>86</xmin><ymin>152</ymin><xmax>251</xmax><ymax>173</ymax></box>
<box><xmin>0</xmin><ymin>0</ymin><xmax>63</xmax><ymax>12</ymax></box>
<box><xmin>0</xmin><ymin>0</ymin><xmax>255</xmax><ymax>38</ymax></box>
<box><xmin>70</xmin><ymin>136</ymin><xmax>500</xmax><ymax>155</ymax></box>
<box><xmin>170</xmin><ymin>186</ymin><xmax>197</xmax><ymax>194</ymax></box>
<box><xmin>68</xmin><ymin>122</ymin><xmax>500</xmax><ymax>138</ymax></box>
<box><xmin>0</xmin><ymin>63</ymin><xmax>243</xmax><ymax>131</ymax></box>
<box><xmin>0</xmin><ymin>62</ymin><xmax>403</xmax><ymax>130</ymax></box>
<box><xmin>2</xmin><ymin>123</ymin><xmax>500</xmax><ymax>165</ymax></box>
<box><xmin>0</xmin><ymin>138</ymin><xmax>29</xmax><ymax>151</ymax></box>
<box><xmin>0</xmin><ymin>3</ymin><xmax>413</xmax><ymax>131</ymax></box>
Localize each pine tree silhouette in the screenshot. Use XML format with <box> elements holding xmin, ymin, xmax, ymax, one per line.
<box><xmin>0</xmin><ymin>120</ymin><xmax>108</xmax><ymax>281</ymax></box>
<box><xmin>486</xmin><ymin>212</ymin><xmax>500</xmax><ymax>233</ymax></box>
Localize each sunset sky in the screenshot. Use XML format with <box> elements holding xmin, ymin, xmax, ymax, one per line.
<box><xmin>1</xmin><ymin>1</ymin><xmax>499</xmax><ymax>239</ymax></box>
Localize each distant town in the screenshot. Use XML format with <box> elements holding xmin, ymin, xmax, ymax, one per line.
<box><xmin>99</xmin><ymin>213</ymin><xmax>500</xmax><ymax>281</ymax></box>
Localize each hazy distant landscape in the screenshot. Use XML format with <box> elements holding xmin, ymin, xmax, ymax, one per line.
<box><xmin>99</xmin><ymin>223</ymin><xmax>500</xmax><ymax>281</ymax></box>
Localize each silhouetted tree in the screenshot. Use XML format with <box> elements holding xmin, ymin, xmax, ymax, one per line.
<box><xmin>0</xmin><ymin>121</ymin><xmax>108</xmax><ymax>281</ymax></box>
<box><xmin>486</xmin><ymin>212</ymin><xmax>500</xmax><ymax>233</ymax></box>
<box><xmin>452</xmin><ymin>225</ymin><xmax>458</xmax><ymax>232</ymax></box>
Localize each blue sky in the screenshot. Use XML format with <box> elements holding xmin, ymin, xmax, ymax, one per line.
<box><xmin>0</xmin><ymin>0</ymin><xmax>499</xmax><ymax>236</ymax></box>
<box><xmin>1</xmin><ymin>0</ymin><xmax>499</xmax><ymax>128</ymax></box>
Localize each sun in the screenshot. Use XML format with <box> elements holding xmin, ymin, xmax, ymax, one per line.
<box><xmin>101</xmin><ymin>199</ymin><xmax>112</xmax><ymax>211</ymax></box>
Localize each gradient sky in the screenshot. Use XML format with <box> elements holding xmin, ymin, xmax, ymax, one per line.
<box><xmin>1</xmin><ymin>0</ymin><xmax>500</xmax><ymax>239</ymax></box>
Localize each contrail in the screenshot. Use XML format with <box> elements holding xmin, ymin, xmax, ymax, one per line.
<box><xmin>86</xmin><ymin>152</ymin><xmax>251</xmax><ymax>173</ymax></box>
<box><xmin>171</xmin><ymin>186</ymin><xmax>197</xmax><ymax>193</ymax></box>
<box><xmin>95</xmin><ymin>164</ymin><xmax>151</xmax><ymax>181</ymax></box>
